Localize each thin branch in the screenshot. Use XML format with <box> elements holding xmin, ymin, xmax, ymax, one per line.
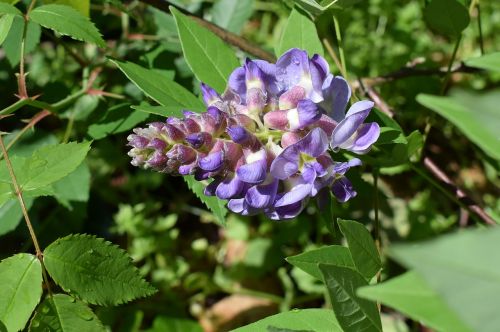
<box><xmin>441</xmin><ymin>35</ymin><xmax>462</xmax><ymax>95</ymax></box>
<box><xmin>137</xmin><ymin>0</ymin><xmax>276</xmax><ymax>62</ymax></box>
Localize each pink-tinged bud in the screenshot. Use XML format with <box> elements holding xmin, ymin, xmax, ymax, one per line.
<box><xmin>164</xmin><ymin>123</ymin><xmax>185</xmax><ymax>142</ymax></box>
<box><xmin>166</xmin><ymin>144</ymin><xmax>197</xmax><ymax>164</ymax></box>
<box><xmin>146</xmin><ymin>150</ymin><xmax>168</xmax><ymax>171</ymax></box>
<box><xmin>183</xmin><ymin>118</ymin><xmax>201</xmax><ymax>134</ymax></box>
<box><xmin>264</xmin><ymin>110</ymin><xmax>288</xmax><ymax>130</ymax></box>
<box><xmin>230</xmin><ymin>114</ymin><xmax>256</xmax><ymax>131</ymax></box>
<box><xmin>127</xmin><ymin>134</ymin><xmax>149</xmax><ymax>148</ymax></box>
<box><xmin>281</xmin><ymin>132</ymin><xmax>302</xmax><ymax>148</ymax></box>
<box><xmin>222</xmin><ymin>141</ymin><xmax>244</xmax><ymax>170</ymax></box>
<box><xmin>315</xmin><ymin>114</ymin><xmax>337</xmax><ymax>136</ymax></box>
<box><xmin>246</xmin><ymin>88</ymin><xmax>266</xmax><ymax>115</ymax></box>
<box><xmin>147</xmin><ymin>138</ymin><xmax>167</xmax><ymax>151</ymax></box>
<box><xmin>185</xmin><ymin>132</ymin><xmax>213</xmax><ymax>150</ymax></box>
<box><xmin>279</xmin><ymin>86</ymin><xmax>306</xmax><ymax>110</ymax></box>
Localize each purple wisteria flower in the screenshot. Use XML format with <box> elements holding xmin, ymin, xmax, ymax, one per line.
<box><xmin>127</xmin><ymin>48</ymin><xmax>380</xmax><ymax>220</ymax></box>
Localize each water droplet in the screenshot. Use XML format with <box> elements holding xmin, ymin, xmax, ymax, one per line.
<box><xmin>31</xmin><ymin>320</ymin><xmax>40</xmax><ymax>328</ymax></box>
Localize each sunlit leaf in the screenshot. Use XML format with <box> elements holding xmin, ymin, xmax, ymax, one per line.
<box><xmin>465</xmin><ymin>52</ymin><xmax>500</xmax><ymax>72</ymax></box>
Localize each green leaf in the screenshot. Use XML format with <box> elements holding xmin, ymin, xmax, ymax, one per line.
<box><xmin>0</xmin><ymin>14</ymin><xmax>14</xmax><ymax>45</ymax></box>
<box><xmin>424</xmin><ymin>0</ymin><xmax>469</xmax><ymax>37</ymax></box>
<box><xmin>29</xmin><ymin>4</ymin><xmax>104</xmax><ymax>47</ymax></box>
<box><xmin>358</xmin><ymin>272</ymin><xmax>471</xmax><ymax>332</ymax></box>
<box><xmin>52</xmin><ymin>162</ymin><xmax>90</xmax><ymax>208</ymax></box>
<box><xmin>286</xmin><ymin>245</ymin><xmax>355</xmax><ymax>280</ymax></box>
<box><xmin>338</xmin><ymin>219</ymin><xmax>381</xmax><ymax>280</ymax></box>
<box><xmin>0</xmin><ymin>197</ymin><xmax>34</xmax><ymax>236</ymax></box>
<box><xmin>29</xmin><ymin>294</ymin><xmax>105</xmax><ymax>332</ymax></box>
<box><xmin>276</xmin><ymin>7</ymin><xmax>323</xmax><ymax>57</ymax></box>
<box><xmin>184</xmin><ymin>176</ymin><xmax>227</xmax><ymax>226</ymax></box>
<box><xmin>88</xmin><ymin>104</ymin><xmax>150</xmax><ymax>140</ymax></box>
<box><xmin>0</xmin><ymin>3</ymin><xmax>22</xmax><ymax>15</ymax></box>
<box><xmin>319</xmin><ymin>264</ymin><xmax>382</xmax><ymax>332</ymax></box>
<box><xmin>390</xmin><ymin>227</ymin><xmax>500</xmax><ymax>332</ymax></box>
<box><xmin>232</xmin><ymin>309</ymin><xmax>342</xmax><ymax>332</ymax></box>
<box><xmin>145</xmin><ymin>316</ymin><xmax>203</xmax><ymax>332</ymax></box>
<box><xmin>0</xmin><ymin>141</ymin><xmax>91</xmax><ymax>197</ymax></box>
<box><xmin>132</xmin><ymin>103</ymin><xmax>188</xmax><ymax>118</ymax></box>
<box><xmin>290</xmin><ymin>0</ymin><xmax>361</xmax><ymax>16</ymax></box>
<box><xmin>113</xmin><ymin>60</ymin><xmax>204</xmax><ymax>111</ymax></box>
<box><xmin>44</xmin><ymin>0</ymin><xmax>90</xmax><ymax>17</ymax></box>
<box><xmin>3</xmin><ymin>16</ymin><xmax>41</xmax><ymax>67</ymax></box>
<box><xmin>465</xmin><ymin>52</ymin><xmax>500</xmax><ymax>72</ymax></box>
<box><xmin>43</xmin><ymin>234</ymin><xmax>157</xmax><ymax>306</ymax></box>
<box><xmin>212</xmin><ymin>0</ymin><xmax>253</xmax><ymax>34</ymax></box>
<box><xmin>171</xmin><ymin>7</ymin><xmax>240</xmax><ymax>92</ymax></box>
<box><xmin>0</xmin><ymin>254</ymin><xmax>43</xmax><ymax>332</ymax></box>
<box><xmin>417</xmin><ymin>90</ymin><xmax>500</xmax><ymax>160</ymax></box>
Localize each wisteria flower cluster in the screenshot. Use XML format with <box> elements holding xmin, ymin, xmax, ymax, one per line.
<box><xmin>127</xmin><ymin>48</ymin><xmax>380</xmax><ymax>220</ymax></box>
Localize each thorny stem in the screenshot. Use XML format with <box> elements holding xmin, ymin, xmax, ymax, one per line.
<box><xmin>0</xmin><ymin>135</ymin><xmax>52</xmax><ymax>295</ymax></box>
<box><xmin>17</xmin><ymin>0</ymin><xmax>38</xmax><ymax>99</ymax></box>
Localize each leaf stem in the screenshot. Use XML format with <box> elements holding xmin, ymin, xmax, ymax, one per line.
<box><xmin>333</xmin><ymin>15</ymin><xmax>347</xmax><ymax>79</ymax></box>
<box><xmin>476</xmin><ymin>3</ymin><xmax>484</xmax><ymax>55</ymax></box>
<box><xmin>441</xmin><ymin>34</ymin><xmax>462</xmax><ymax>95</ymax></box>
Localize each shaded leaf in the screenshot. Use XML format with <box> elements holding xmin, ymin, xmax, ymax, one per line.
<box><xmin>43</xmin><ymin>234</ymin><xmax>157</xmax><ymax>306</ymax></box>
<box><xmin>3</xmin><ymin>16</ymin><xmax>41</xmax><ymax>67</ymax></box>
<box><xmin>29</xmin><ymin>294</ymin><xmax>105</xmax><ymax>332</ymax></box>
<box><xmin>145</xmin><ymin>316</ymin><xmax>203</xmax><ymax>332</ymax></box>
<box><xmin>52</xmin><ymin>162</ymin><xmax>90</xmax><ymax>209</ymax></box>
<box><xmin>0</xmin><ymin>254</ymin><xmax>42</xmax><ymax>332</ymax></box>
<box><xmin>286</xmin><ymin>245</ymin><xmax>355</xmax><ymax>280</ymax></box>
<box><xmin>30</xmin><ymin>4</ymin><xmax>104</xmax><ymax>46</ymax></box>
<box><xmin>184</xmin><ymin>176</ymin><xmax>227</xmax><ymax>226</ymax></box>
<box><xmin>0</xmin><ymin>3</ymin><xmax>21</xmax><ymax>15</ymax></box>
<box><xmin>319</xmin><ymin>264</ymin><xmax>382</xmax><ymax>332</ymax></box>
<box><xmin>171</xmin><ymin>7</ymin><xmax>240</xmax><ymax>92</ymax></box>
<box><xmin>424</xmin><ymin>0</ymin><xmax>469</xmax><ymax>37</ymax></box>
<box><xmin>465</xmin><ymin>52</ymin><xmax>500</xmax><ymax>72</ymax></box>
<box><xmin>0</xmin><ymin>13</ymin><xmax>14</xmax><ymax>45</ymax></box>
<box><xmin>0</xmin><ymin>197</ymin><xmax>34</xmax><ymax>236</ymax></box>
<box><xmin>88</xmin><ymin>104</ymin><xmax>150</xmax><ymax>140</ymax></box>
<box><xmin>358</xmin><ymin>272</ymin><xmax>471</xmax><ymax>332</ymax></box>
<box><xmin>212</xmin><ymin>0</ymin><xmax>253</xmax><ymax>34</ymax></box>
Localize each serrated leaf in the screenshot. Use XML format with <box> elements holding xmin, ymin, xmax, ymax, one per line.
<box><xmin>212</xmin><ymin>0</ymin><xmax>253</xmax><ymax>34</ymax></box>
<box><xmin>417</xmin><ymin>90</ymin><xmax>500</xmax><ymax>161</ymax></box>
<box><xmin>113</xmin><ymin>60</ymin><xmax>204</xmax><ymax>111</ymax></box>
<box><xmin>286</xmin><ymin>245</ymin><xmax>355</xmax><ymax>280</ymax></box>
<box><xmin>390</xmin><ymin>227</ymin><xmax>500</xmax><ymax>332</ymax></box>
<box><xmin>0</xmin><ymin>14</ymin><xmax>14</xmax><ymax>45</ymax></box>
<box><xmin>465</xmin><ymin>52</ymin><xmax>500</xmax><ymax>72</ymax></box>
<box><xmin>358</xmin><ymin>272</ymin><xmax>471</xmax><ymax>332</ymax></box>
<box><xmin>29</xmin><ymin>294</ymin><xmax>105</xmax><ymax>332</ymax></box>
<box><xmin>0</xmin><ymin>3</ymin><xmax>21</xmax><ymax>15</ymax></box>
<box><xmin>44</xmin><ymin>0</ymin><xmax>89</xmax><ymax>17</ymax></box>
<box><xmin>338</xmin><ymin>219</ymin><xmax>381</xmax><ymax>280</ymax></box>
<box><xmin>0</xmin><ymin>254</ymin><xmax>43</xmax><ymax>332</ymax></box>
<box><xmin>3</xmin><ymin>16</ymin><xmax>41</xmax><ymax>67</ymax></box>
<box><xmin>87</xmin><ymin>104</ymin><xmax>150</xmax><ymax>140</ymax></box>
<box><xmin>29</xmin><ymin>4</ymin><xmax>105</xmax><ymax>47</ymax></box>
<box><xmin>0</xmin><ymin>197</ymin><xmax>34</xmax><ymax>236</ymax></box>
<box><xmin>184</xmin><ymin>176</ymin><xmax>227</xmax><ymax>226</ymax></box>
<box><xmin>171</xmin><ymin>7</ymin><xmax>240</xmax><ymax>93</ymax></box>
<box><xmin>232</xmin><ymin>309</ymin><xmax>342</xmax><ymax>332</ymax></box>
<box><xmin>319</xmin><ymin>264</ymin><xmax>382</xmax><ymax>332</ymax></box>
<box><xmin>276</xmin><ymin>7</ymin><xmax>323</xmax><ymax>57</ymax></box>
<box><xmin>424</xmin><ymin>0</ymin><xmax>469</xmax><ymax>37</ymax></box>
<box><xmin>43</xmin><ymin>234</ymin><xmax>156</xmax><ymax>306</ymax></box>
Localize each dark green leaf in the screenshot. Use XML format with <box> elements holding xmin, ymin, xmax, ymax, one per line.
<box><xmin>338</xmin><ymin>219</ymin><xmax>381</xmax><ymax>280</ymax></box>
<box><xmin>171</xmin><ymin>7</ymin><xmax>240</xmax><ymax>92</ymax></box>
<box><xmin>232</xmin><ymin>309</ymin><xmax>342</xmax><ymax>332</ymax></box>
<box><xmin>276</xmin><ymin>7</ymin><xmax>323</xmax><ymax>57</ymax></box>
<box><xmin>212</xmin><ymin>0</ymin><xmax>253</xmax><ymax>34</ymax></box>
<box><xmin>0</xmin><ymin>14</ymin><xmax>14</xmax><ymax>45</ymax></box>
<box><xmin>465</xmin><ymin>52</ymin><xmax>500</xmax><ymax>72</ymax></box>
<box><xmin>319</xmin><ymin>264</ymin><xmax>382</xmax><ymax>332</ymax></box>
<box><xmin>184</xmin><ymin>176</ymin><xmax>227</xmax><ymax>226</ymax></box>
<box><xmin>113</xmin><ymin>60</ymin><xmax>204</xmax><ymax>111</ymax></box>
<box><xmin>0</xmin><ymin>254</ymin><xmax>43</xmax><ymax>332</ymax></box>
<box><xmin>88</xmin><ymin>104</ymin><xmax>150</xmax><ymax>140</ymax></box>
<box><xmin>43</xmin><ymin>234</ymin><xmax>157</xmax><ymax>306</ymax></box>
<box><xmin>286</xmin><ymin>245</ymin><xmax>355</xmax><ymax>280</ymax></box>
<box><xmin>29</xmin><ymin>294</ymin><xmax>105</xmax><ymax>332</ymax></box>
<box><xmin>390</xmin><ymin>227</ymin><xmax>500</xmax><ymax>332</ymax></box>
<box><xmin>52</xmin><ymin>162</ymin><xmax>90</xmax><ymax>208</ymax></box>
<box><xmin>145</xmin><ymin>316</ymin><xmax>203</xmax><ymax>332</ymax></box>
<box><xmin>30</xmin><ymin>4</ymin><xmax>105</xmax><ymax>46</ymax></box>
<box><xmin>424</xmin><ymin>0</ymin><xmax>469</xmax><ymax>37</ymax></box>
<box><xmin>3</xmin><ymin>16</ymin><xmax>41</xmax><ymax>67</ymax></box>
<box><xmin>358</xmin><ymin>272</ymin><xmax>471</xmax><ymax>332</ymax></box>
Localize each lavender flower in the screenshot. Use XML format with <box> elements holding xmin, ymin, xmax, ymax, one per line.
<box><xmin>127</xmin><ymin>48</ymin><xmax>380</xmax><ymax>220</ymax></box>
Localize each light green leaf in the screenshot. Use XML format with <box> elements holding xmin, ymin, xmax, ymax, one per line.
<box><xmin>0</xmin><ymin>3</ymin><xmax>21</xmax><ymax>15</ymax></box>
<box><xmin>171</xmin><ymin>7</ymin><xmax>240</xmax><ymax>92</ymax></box>
<box><xmin>358</xmin><ymin>272</ymin><xmax>471</xmax><ymax>332</ymax></box>
<box><xmin>44</xmin><ymin>0</ymin><xmax>90</xmax><ymax>17</ymax></box>
<box><xmin>286</xmin><ymin>245</ymin><xmax>355</xmax><ymax>280</ymax></box>
<box><xmin>424</xmin><ymin>0</ymin><xmax>469</xmax><ymax>37</ymax></box>
<box><xmin>276</xmin><ymin>7</ymin><xmax>323</xmax><ymax>57</ymax></box>
<box><xmin>43</xmin><ymin>234</ymin><xmax>156</xmax><ymax>306</ymax></box>
<box><xmin>0</xmin><ymin>14</ymin><xmax>14</xmax><ymax>45</ymax></box>
<box><xmin>0</xmin><ymin>254</ymin><xmax>42</xmax><ymax>332</ymax></box>
<box><xmin>145</xmin><ymin>316</ymin><xmax>203</xmax><ymax>332</ymax></box>
<box><xmin>29</xmin><ymin>294</ymin><xmax>105</xmax><ymax>332</ymax></box>
<box><xmin>212</xmin><ymin>0</ymin><xmax>253</xmax><ymax>34</ymax></box>
<box><xmin>88</xmin><ymin>104</ymin><xmax>150</xmax><ymax>140</ymax></box>
<box><xmin>390</xmin><ymin>227</ymin><xmax>500</xmax><ymax>332</ymax></box>
<box><xmin>465</xmin><ymin>52</ymin><xmax>500</xmax><ymax>72</ymax></box>
<box><xmin>233</xmin><ymin>309</ymin><xmax>342</xmax><ymax>332</ymax></box>
<box><xmin>319</xmin><ymin>264</ymin><xmax>382</xmax><ymax>332</ymax></box>
<box><xmin>417</xmin><ymin>90</ymin><xmax>500</xmax><ymax>160</ymax></box>
<box><xmin>0</xmin><ymin>197</ymin><xmax>34</xmax><ymax>236</ymax></box>
<box><xmin>290</xmin><ymin>0</ymin><xmax>361</xmax><ymax>15</ymax></box>
<box><xmin>184</xmin><ymin>176</ymin><xmax>227</xmax><ymax>226</ymax></box>
<box><xmin>3</xmin><ymin>16</ymin><xmax>41</xmax><ymax>67</ymax></box>
<box><xmin>132</xmin><ymin>103</ymin><xmax>188</xmax><ymax>118</ymax></box>
<box><xmin>113</xmin><ymin>60</ymin><xmax>204</xmax><ymax>110</ymax></box>
<box><xmin>338</xmin><ymin>219</ymin><xmax>381</xmax><ymax>280</ymax></box>
<box><xmin>29</xmin><ymin>4</ymin><xmax>104</xmax><ymax>47</ymax></box>
<box><xmin>52</xmin><ymin>162</ymin><xmax>90</xmax><ymax>208</ymax></box>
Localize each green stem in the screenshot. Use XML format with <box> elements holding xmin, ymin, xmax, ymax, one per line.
<box><xmin>333</xmin><ymin>15</ymin><xmax>347</xmax><ymax>80</ymax></box>
<box><xmin>477</xmin><ymin>3</ymin><xmax>484</xmax><ymax>55</ymax></box>
<box><xmin>441</xmin><ymin>35</ymin><xmax>462</xmax><ymax>95</ymax></box>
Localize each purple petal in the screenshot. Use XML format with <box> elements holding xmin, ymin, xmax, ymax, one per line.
<box><xmin>185</xmin><ymin>132</ymin><xmax>212</xmax><ymax>149</ymax></box>
<box><xmin>199</xmin><ymin>150</ymin><xmax>224</xmax><ymax>172</ymax></box>
<box><xmin>333</xmin><ymin>158</ymin><xmax>362</xmax><ymax>175</ymax></box>
<box><xmin>278</xmin><ymin>86</ymin><xmax>306</xmax><ymax>110</ymax></box>
<box><xmin>146</xmin><ymin>150</ymin><xmax>167</xmax><ymax>169</ymax></box>
<box><xmin>216</xmin><ymin>175</ymin><xmax>244</xmax><ymax>199</ymax></box>
<box><xmin>200</xmin><ymin>82</ymin><xmax>220</xmax><ymax>106</ymax></box>
<box><xmin>245</xmin><ymin>59</ymin><xmax>265</xmax><ymax>89</ymax></box>
<box><xmin>274</xmin><ymin>183</ymin><xmax>312</xmax><ymax>207</ymax></box>
<box><xmin>127</xmin><ymin>134</ymin><xmax>149</xmax><ymax>148</ymax></box>
<box><xmin>323</xmin><ymin>76</ymin><xmax>351</xmax><ymax>122</ymax></box>
<box><xmin>332</xmin><ymin>177</ymin><xmax>357</xmax><ymax>203</ymax></box>
<box><xmin>263</xmin><ymin>110</ymin><xmax>288</xmax><ymax>130</ymax></box>
<box><xmin>228</xmin><ymin>66</ymin><xmax>246</xmax><ymax>100</ymax></box>
<box><xmin>227</xmin><ymin>198</ymin><xmax>259</xmax><ymax>216</ymax></box>
<box><xmin>270</xmin><ymin>145</ymin><xmax>299</xmax><ymax>180</ymax></box>
<box><xmin>147</xmin><ymin>138</ymin><xmax>167</xmax><ymax>151</ymax></box>
<box><xmin>237</xmin><ymin>159</ymin><xmax>267</xmax><ymax>184</ymax></box>
<box><xmin>245</xmin><ymin>179</ymin><xmax>279</xmax><ymax>209</ymax></box>
<box><xmin>301</xmin><ymin>163</ymin><xmax>318</xmax><ymax>183</ymax></box>
<box><xmin>350</xmin><ymin>122</ymin><xmax>380</xmax><ymax>153</ymax></box>
<box><xmin>204</xmin><ymin>178</ymin><xmax>222</xmax><ymax>196</ymax></box>
<box><xmin>276</xmin><ymin>48</ymin><xmax>310</xmax><ymax>92</ymax></box>
<box><xmin>266</xmin><ymin>199</ymin><xmax>305</xmax><ymax>220</ymax></box>
<box><xmin>330</xmin><ymin>100</ymin><xmax>374</xmax><ymax>150</ymax></box>
<box><xmin>310</xmin><ymin>54</ymin><xmax>330</xmax><ymax>100</ymax></box>
<box><xmin>296</xmin><ymin>127</ymin><xmax>329</xmax><ymax>157</ymax></box>
<box><xmin>287</xmin><ymin>99</ymin><xmax>321</xmax><ymax>130</ymax></box>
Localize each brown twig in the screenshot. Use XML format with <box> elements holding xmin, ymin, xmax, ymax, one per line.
<box><xmin>137</xmin><ymin>0</ymin><xmax>276</xmax><ymax>62</ymax></box>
